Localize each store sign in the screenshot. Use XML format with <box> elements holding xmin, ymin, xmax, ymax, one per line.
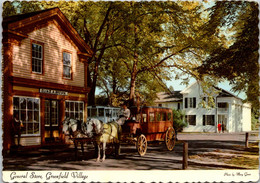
<box><xmin>39</xmin><ymin>88</ymin><xmax>68</xmax><ymax>96</ymax></box>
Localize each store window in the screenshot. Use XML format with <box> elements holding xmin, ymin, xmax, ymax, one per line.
<box><xmin>32</xmin><ymin>43</ymin><xmax>43</xmax><ymax>74</ymax></box>
<box><xmin>65</xmin><ymin>101</ymin><xmax>84</xmax><ymax>121</ymax></box>
<box><xmin>63</xmin><ymin>52</ymin><xmax>72</xmax><ymax>79</ymax></box>
<box><xmin>13</xmin><ymin>97</ymin><xmax>40</xmax><ymax>135</ymax></box>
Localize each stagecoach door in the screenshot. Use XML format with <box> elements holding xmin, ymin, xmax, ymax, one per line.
<box><xmin>44</xmin><ymin>99</ymin><xmax>60</xmax><ymax>143</ymax></box>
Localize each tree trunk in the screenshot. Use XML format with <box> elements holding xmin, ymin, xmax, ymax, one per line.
<box><xmin>88</xmin><ymin>62</ymin><xmax>99</xmax><ymax>106</ymax></box>
<box><xmin>129</xmin><ymin>52</ymin><xmax>138</xmax><ymax>107</ymax></box>
<box><xmin>129</xmin><ymin>74</ymin><xmax>136</xmax><ymax>107</ymax></box>
<box><xmin>129</xmin><ymin>19</ymin><xmax>139</xmax><ymax>107</ymax></box>
<box><xmin>85</xmin><ymin>4</ymin><xmax>112</xmax><ymax>106</ymax></box>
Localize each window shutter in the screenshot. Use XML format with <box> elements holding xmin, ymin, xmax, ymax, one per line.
<box><xmin>203</xmin><ymin>115</ymin><xmax>205</xmax><ymax>126</ymax></box>
<box><xmin>185</xmin><ymin>98</ymin><xmax>188</xmax><ymax>108</ymax></box>
<box><xmin>193</xmin><ymin>97</ymin><xmax>196</xmax><ymax>108</ymax></box>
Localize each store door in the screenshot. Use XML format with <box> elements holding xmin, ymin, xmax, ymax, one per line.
<box><xmin>44</xmin><ymin>99</ymin><xmax>60</xmax><ymax>143</ymax></box>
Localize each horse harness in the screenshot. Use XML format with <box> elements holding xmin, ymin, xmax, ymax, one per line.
<box><xmin>94</xmin><ymin>122</ymin><xmax>120</xmax><ymax>140</ymax></box>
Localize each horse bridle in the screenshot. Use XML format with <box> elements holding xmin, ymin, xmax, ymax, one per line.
<box><xmin>91</xmin><ymin>120</ymin><xmax>104</xmax><ymax>136</ymax></box>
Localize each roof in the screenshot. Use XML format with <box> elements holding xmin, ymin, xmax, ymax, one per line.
<box><xmin>3</xmin><ymin>8</ymin><xmax>57</xmax><ymax>25</ymax></box>
<box><xmin>3</xmin><ymin>7</ymin><xmax>92</xmax><ymax>56</ymax></box>
<box><xmin>180</xmin><ymin>81</ymin><xmax>197</xmax><ymax>94</ymax></box>
<box><xmin>180</xmin><ymin>81</ymin><xmax>242</xmax><ymax>100</ymax></box>
<box><xmin>214</xmin><ymin>86</ymin><xmax>241</xmax><ymax>99</ymax></box>
<box><xmin>154</xmin><ymin>91</ymin><xmax>183</xmax><ymax>103</ymax></box>
<box><xmin>155</xmin><ymin>82</ymin><xmax>243</xmax><ymax>103</ymax></box>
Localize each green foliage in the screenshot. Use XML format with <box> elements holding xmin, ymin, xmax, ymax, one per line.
<box><xmin>3</xmin><ymin>1</ymin><xmax>257</xmax><ymax>108</ymax></box>
<box><xmin>251</xmin><ymin>112</ymin><xmax>259</xmax><ymax>131</ymax></box>
<box><xmin>196</xmin><ymin>1</ymin><xmax>259</xmax><ymax>111</ymax></box>
<box><xmin>172</xmin><ymin>109</ymin><xmax>187</xmax><ymax>132</ymax></box>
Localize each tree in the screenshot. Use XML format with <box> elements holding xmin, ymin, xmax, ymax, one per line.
<box><xmin>111</xmin><ymin>1</ymin><xmax>221</xmax><ymax>106</ymax></box>
<box><xmin>196</xmin><ymin>1</ymin><xmax>259</xmax><ymax>111</ymax></box>
<box><xmin>4</xmin><ymin>1</ymin><xmax>256</xmax><ymax>110</ymax></box>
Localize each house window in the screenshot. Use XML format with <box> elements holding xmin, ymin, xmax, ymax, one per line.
<box><xmin>65</xmin><ymin>101</ymin><xmax>84</xmax><ymax>121</ymax></box>
<box><xmin>203</xmin><ymin>115</ymin><xmax>215</xmax><ymax>126</ymax></box>
<box><xmin>218</xmin><ymin>103</ymin><xmax>228</xmax><ymax>108</ymax></box>
<box><xmin>177</xmin><ymin>103</ymin><xmax>180</xmax><ymax>110</ymax></box>
<box><xmin>32</xmin><ymin>43</ymin><xmax>43</xmax><ymax>74</ymax></box>
<box><xmin>63</xmin><ymin>52</ymin><xmax>72</xmax><ymax>79</ymax></box>
<box><xmin>13</xmin><ymin>97</ymin><xmax>40</xmax><ymax>135</ymax></box>
<box><xmin>203</xmin><ymin>97</ymin><xmax>216</xmax><ymax>107</ymax></box>
<box><xmin>185</xmin><ymin>97</ymin><xmax>196</xmax><ymax>108</ymax></box>
<box><xmin>185</xmin><ymin>115</ymin><xmax>196</xmax><ymax>125</ymax></box>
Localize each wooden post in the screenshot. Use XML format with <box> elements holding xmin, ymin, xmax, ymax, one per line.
<box><xmin>245</xmin><ymin>132</ymin><xmax>249</xmax><ymax>148</ymax></box>
<box><xmin>183</xmin><ymin>141</ymin><xmax>188</xmax><ymax>170</ymax></box>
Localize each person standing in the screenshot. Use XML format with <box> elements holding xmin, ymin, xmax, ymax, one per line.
<box><xmin>217</xmin><ymin>123</ymin><xmax>222</xmax><ymax>133</ymax></box>
<box><xmin>12</xmin><ymin>113</ymin><xmax>23</xmax><ymax>147</ymax></box>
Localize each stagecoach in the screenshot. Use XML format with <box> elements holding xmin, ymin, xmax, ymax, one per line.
<box><xmin>63</xmin><ymin>106</ymin><xmax>176</xmax><ymax>161</ymax></box>
<box><xmin>121</xmin><ymin>106</ymin><xmax>176</xmax><ymax>156</ymax></box>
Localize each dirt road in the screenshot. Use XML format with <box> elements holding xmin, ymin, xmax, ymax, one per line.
<box><xmin>3</xmin><ymin>132</ymin><xmax>259</xmax><ymax>170</ymax></box>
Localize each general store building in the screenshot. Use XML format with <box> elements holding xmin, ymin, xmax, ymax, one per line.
<box><xmin>3</xmin><ymin>8</ymin><xmax>92</xmax><ymax>152</ymax></box>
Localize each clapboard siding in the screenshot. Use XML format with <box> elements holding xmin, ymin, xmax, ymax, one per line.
<box><xmin>15</xmin><ymin>137</ymin><xmax>41</xmax><ymax>146</ymax></box>
<box><xmin>13</xmin><ymin>22</ymin><xmax>85</xmax><ymax>87</ymax></box>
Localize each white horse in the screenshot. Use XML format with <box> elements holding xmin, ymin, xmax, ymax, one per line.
<box><xmin>85</xmin><ymin>118</ymin><xmax>121</xmax><ymax>162</ymax></box>
<box><xmin>62</xmin><ymin>118</ymin><xmax>87</xmax><ymax>138</ymax></box>
<box><xmin>62</xmin><ymin>118</ymin><xmax>89</xmax><ymax>157</ymax></box>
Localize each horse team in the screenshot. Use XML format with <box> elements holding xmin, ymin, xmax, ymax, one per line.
<box><xmin>62</xmin><ymin>118</ymin><xmax>121</xmax><ymax>162</ymax></box>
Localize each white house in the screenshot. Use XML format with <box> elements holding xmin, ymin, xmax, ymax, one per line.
<box><xmin>155</xmin><ymin>82</ymin><xmax>251</xmax><ymax>133</ymax></box>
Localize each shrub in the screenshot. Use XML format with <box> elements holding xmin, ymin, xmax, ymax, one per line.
<box><xmin>172</xmin><ymin>109</ymin><xmax>187</xmax><ymax>132</ymax></box>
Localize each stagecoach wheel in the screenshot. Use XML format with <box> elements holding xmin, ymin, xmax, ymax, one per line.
<box><xmin>165</xmin><ymin>127</ymin><xmax>176</xmax><ymax>151</ymax></box>
<box><xmin>136</xmin><ymin>134</ymin><xmax>147</xmax><ymax>156</ymax></box>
